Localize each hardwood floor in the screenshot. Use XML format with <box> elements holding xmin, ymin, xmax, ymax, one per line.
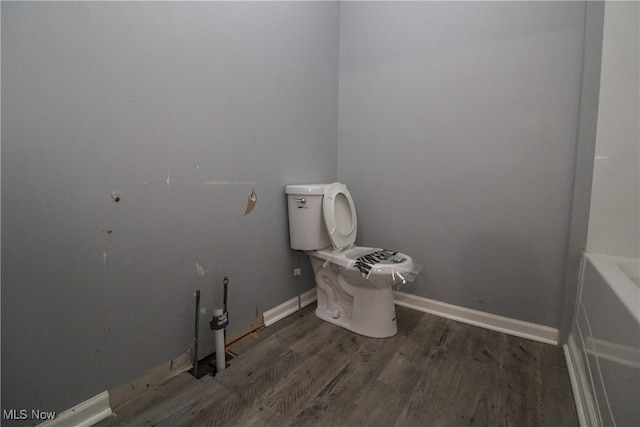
<box><xmin>96</xmin><ymin>304</ymin><xmax>578</xmax><ymax>426</ymax></box>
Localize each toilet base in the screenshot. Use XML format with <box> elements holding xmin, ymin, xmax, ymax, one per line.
<box><xmin>315</xmin><ymin>304</ymin><xmax>398</xmax><ymax>338</ymax></box>
<box><xmin>311</xmin><ymin>258</ymin><xmax>398</xmax><ymax>338</ymax></box>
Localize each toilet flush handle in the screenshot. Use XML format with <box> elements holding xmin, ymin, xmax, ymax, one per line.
<box><xmin>293</xmin><ymin>197</ymin><xmax>306</xmax><ymax>204</ymax></box>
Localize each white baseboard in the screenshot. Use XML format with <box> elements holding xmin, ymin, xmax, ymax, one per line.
<box><xmin>37</xmin><ymin>391</ymin><xmax>111</xmax><ymax>427</ymax></box>
<box><xmin>564</xmin><ymin>334</ymin><xmax>601</xmax><ymax>427</ymax></box>
<box><xmin>263</xmin><ymin>288</ymin><xmax>558</xmax><ymax>346</ymax></box>
<box><xmin>263</xmin><ymin>288</ymin><xmax>317</xmax><ymax>327</ymax></box>
<box><xmin>392</xmin><ymin>291</ymin><xmax>559</xmax><ymax>345</ymax></box>
<box><xmin>564</xmin><ymin>341</ymin><xmax>588</xmax><ymax>427</ymax></box>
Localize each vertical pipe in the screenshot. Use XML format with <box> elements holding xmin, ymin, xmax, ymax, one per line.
<box><xmin>213</xmin><ymin>307</ymin><xmax>225</xmax><ymax>373</ymax></box>
<box><xmin>223</xmin><ymin>276</ymin><xmax>228</xmax><ymax>354</ymax></box>
<box><xmin>223</xmin><ymin>276</ymin><xmax>228</xmax><ymax>312</ymax></box>
<box><xmin>192</xmin><ymin>290</ymin><xmax>200</xmax><ymax>378</ymax></box>
<box><xmin>297</xmin><ymin>251</ymin><xmax>303</xmax><ymax>316</ymax></box>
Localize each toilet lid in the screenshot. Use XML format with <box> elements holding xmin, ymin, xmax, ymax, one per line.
<box><xmin>323</xmin><ymin>182</ymin><xmax>357</xmax><ymax>251</ymax></box>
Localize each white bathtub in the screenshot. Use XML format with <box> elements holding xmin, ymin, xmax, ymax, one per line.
<box><xmin>566</xmin><ymin>254</ymin><xmax>640</xmax><ymax>427</ymax></box>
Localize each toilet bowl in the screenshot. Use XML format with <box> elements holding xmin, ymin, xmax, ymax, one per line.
<box><xmin>285</xmin><ymin>182</ymin><xmax>418</xmax><ymax>338</ymax></box>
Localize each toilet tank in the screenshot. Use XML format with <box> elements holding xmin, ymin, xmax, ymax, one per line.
<box><xmin>285</xmin><ymin>184</ymin><xmax>331</xmax><ymax>251</ymax></box>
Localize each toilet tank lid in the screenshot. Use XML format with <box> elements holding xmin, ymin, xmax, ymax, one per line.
<box><xmin>285</xmin><ymin>184</ymin><xmax>331</xmax><ymax>195</ymax></box>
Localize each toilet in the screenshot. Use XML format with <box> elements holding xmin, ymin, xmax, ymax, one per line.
<box><xmin>285</xmin><ymin>182</ymin><xmax>417</xmax><ymax>338</ymax></box>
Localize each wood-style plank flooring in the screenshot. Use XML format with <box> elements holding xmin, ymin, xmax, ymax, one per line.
<box><xmin>96</xmin><ymin>304</ymin><xmax>578</xmax><ymax>426</ymax></box>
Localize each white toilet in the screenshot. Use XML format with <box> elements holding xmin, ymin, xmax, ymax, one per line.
<box><xmin>285</xmin><ymin>182</ymin><xmax>417</xmax><ymax>338</ymax></box>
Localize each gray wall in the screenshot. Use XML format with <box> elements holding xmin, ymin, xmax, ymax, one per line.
<box><xmin>2</xmin><ymin>1</ymin><xmax>338</xmax><ymax>419</ymax></box>
<box><xmin>337</xmin><ymin>1</ymin><xmax>588</xmax><ymax>328</ymax></box>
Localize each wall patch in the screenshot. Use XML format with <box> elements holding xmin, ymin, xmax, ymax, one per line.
<box><xmin>195</xmin><ymin>262</ymin><xmax>206</xmax><ymax>277</ymax></box>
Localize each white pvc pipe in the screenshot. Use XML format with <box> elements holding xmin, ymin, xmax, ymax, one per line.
<box><xmin>213</xmin><ymin>307</ymin><xmax>225</xmax><ymax>374</ymax></box>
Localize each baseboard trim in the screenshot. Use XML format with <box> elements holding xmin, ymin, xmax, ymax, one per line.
<box><xmin>564</xmin><ymin>334</ymin><xmax>601</xmax><ymax>427</ymax></box>
<box><xmin>263</xmin><ymin>288</ymin><xmax>558</xmax><ymax>345</ymax></box>
<box><xmin>564</xmin><ymin>340</ymin><xmax>588</xmax><ymax>427</ymax></box>
<box><xmin>392</xmin><ymin>291</ymin><xmax>559</xmax><ymax>345</ymax></box>
<box><xmin>263</xmin><ymin>288</ymin><xmax>317</xmax><ymax>327</ymax></box>
<box><xmin>37</xmin><ymin>391</ymin><xmax>111</xmax><ymax>427</ymax></box>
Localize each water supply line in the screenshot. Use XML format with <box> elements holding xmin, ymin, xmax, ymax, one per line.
<box><xmin>224</xmin><ymin>276</ymin><xmax>228</xmax><ymax>339</ymax></box>
<box><xmin>297</xmin><ymin>251</ymin><xmax>303</xmax><ymax>317</ymax></box>
<box><xmin>192</xmin><ymin>290</ymin><xmax>201</xmax><ymax>378</ymax></box>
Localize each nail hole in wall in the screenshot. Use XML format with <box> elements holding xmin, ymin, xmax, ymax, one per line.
<box><xmin>111</xmin><ymin>191</ymin><xmax>122</xmax><ymax>203</ymax></box>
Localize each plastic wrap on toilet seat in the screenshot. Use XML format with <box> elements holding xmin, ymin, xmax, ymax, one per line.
<box><xmin>315</xmin><ymin>247</ymin><xmax>421</xmax><ymax>288</ymax></box>
<box><xmin>354</xmin><ymin>248</ymin><xmax>422</xmax><ymax>287</ymax></box>
<box><xmin>354</xmin><ymin>249</ymin><xmax>398</xmax><ymax>275</ymax></box>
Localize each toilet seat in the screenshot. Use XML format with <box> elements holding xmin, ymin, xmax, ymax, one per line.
<box><xmin>323</xmin><ymin>182</ymin><xmax>357</xmax><ymax>252</ymax></box>
<box><xmin>311</xmin><ymin>246</ymin><xmax>417</xmax><ymax>288</ymax></box>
